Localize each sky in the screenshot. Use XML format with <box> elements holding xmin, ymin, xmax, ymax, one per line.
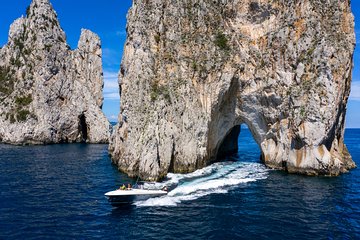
<box><xmin>0</xmin><ymin>0</ymin><xmax>359</xmax><ymax>127</ymax></box>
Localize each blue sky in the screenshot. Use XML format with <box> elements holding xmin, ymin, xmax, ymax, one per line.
<box><xmin>0</xmin><ymin>0</ymin><xmax>359</xmax><ymax>127</ymax></box>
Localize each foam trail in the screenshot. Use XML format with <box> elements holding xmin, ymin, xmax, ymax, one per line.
<box><xmin>135</xmin><ymin>162</ymin><xmax>268</xmax><ymax>207</ymax></box>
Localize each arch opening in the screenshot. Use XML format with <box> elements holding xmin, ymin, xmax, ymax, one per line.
<box><xmin>216</xmin><ymin>124</ymin><xmax>261</xmax><ymax>163</ymax></box>
<box><xmin>78</xmin><ymin>113</ymin><xmax>88</xmax><ymax>142</ymax></box>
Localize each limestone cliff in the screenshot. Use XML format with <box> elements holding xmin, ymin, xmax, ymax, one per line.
<box><xmin>0</xmin><ymin>0</ymin><xmax>110</xmax><ymax>144</ymax></box>
<box><xmin>110</xmin><ymin>0</ymin><xmax>356</xmax><ymax>181</ymax></box>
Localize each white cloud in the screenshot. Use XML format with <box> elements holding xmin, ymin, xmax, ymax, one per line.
<box><xmin>104</xmin><ymin>81</ymin><xmax>119</xmax><ymax>89</ymax></box>
<box><xmin>103</xmin><ymin>70</ymin><xmax>120</xmax><ymax>100</ymax></box>
<box><xmin>355</xmin><ymin>30</ymin><xmax>360</xmax><ymax>44</ymax></box>
<box><xmin>107</xmin><ymin>115</ymin><xmax>119</xmax><ymax>122</ymax></box>
<box><xmin>349</xmin><ymin>81</ymin><xmax>360</xmax><ymax>101</ymax></box>
<box><xmin>104</xmin><ymin>92</ymin><xmax>121</xmax><ymax>100</ymax></box>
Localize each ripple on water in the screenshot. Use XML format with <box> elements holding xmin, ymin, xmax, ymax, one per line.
<box><xmin>0</xmin><ymin>129</ymin><xmax>359</xmax><ymax>239</ymax></box>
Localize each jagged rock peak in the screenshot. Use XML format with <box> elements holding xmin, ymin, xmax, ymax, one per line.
<box><xmin>29</xmin><ymin>0</ymin><xmax>53</xmax><ymax>12</ymax></box>
<box><xmin>0</xmin><ymin>0</ymin><xmax>110</xmax><ymax>144</ymax></box>
<box><xmin>110</xmin><ymin>0</ymin><xmax>356</xmax><ymax>181</ymax></box>
<box><xmin>78</xmin><ymin>29</ymin><xmax>100</xmax><ymax>52</ymax></box>
<box><xmin>31</xmin><ymin>0</ymin><xmax>51</xmax><ymax>5</ymax></box>
<box><xmin>76</xmin><ymin>29</ymin><xmax>104</xmax><ymax>108</ymax></box>
<box><xmin>27</xmin><ymin>0</ymin><xmax>61</xmax><ymax>28</ymax></box>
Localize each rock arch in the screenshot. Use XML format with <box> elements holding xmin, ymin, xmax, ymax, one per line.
<box><xmin>109</xmin><ymin>0</ymin><xmax>356</xmax><ymax>181</ymax></box>
<box><xmin>216</xmin><ymin>125</ymin><xmax>241</xmax><ymax>160</ymax></box>
<box><xmin>78</xmin><ymin>113</ymin><xmax>88</xmax><ymax>142</ymax></box>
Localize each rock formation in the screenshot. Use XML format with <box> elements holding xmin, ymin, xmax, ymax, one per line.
<box><xmin>0</xmin><ymin>0</ymin><xmax>110</xmax><ymax>144</ymax></box>
<box><xmin>110</xmin><ymin>0</ymin><xmax>356</xmax><ymax>181</ymax></box>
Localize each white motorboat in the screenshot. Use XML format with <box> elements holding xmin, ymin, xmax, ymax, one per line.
<box><xmin>105</xmin><ymin>188</ymin><xmax>168</xmax><ymax>206</ymax></box>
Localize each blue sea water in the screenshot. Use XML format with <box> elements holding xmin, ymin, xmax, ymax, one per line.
<box><xmin>0</xmin><ymin>128</ymin><xmax>359</xmax><ymax>239</ymax></box>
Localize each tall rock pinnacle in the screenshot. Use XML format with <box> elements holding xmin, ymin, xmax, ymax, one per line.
<box><xmin>110</xmin><ymin>0</ymin><xmax>356</xmax><ymax>181</ymax></box>
<box><xmin>0</xmin><ymin>0</ymin><xmax>110</xmax><ymax>144</ymax></box>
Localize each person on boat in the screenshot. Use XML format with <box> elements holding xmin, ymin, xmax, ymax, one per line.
<box><xmin>119</xmin><ymin>184</ymin><xmax>126</xmax><ymax>190</ymax></box>
<box><xmin>127</xmin><ymin>183</ymin><xmax>132</xmax><ymax>190</ymax></box>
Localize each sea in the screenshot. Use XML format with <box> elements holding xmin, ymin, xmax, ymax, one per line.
<box><xmin>0</xmin><ymin>127</ymin><xmax>359</xmax><ymax>239</ymax></box>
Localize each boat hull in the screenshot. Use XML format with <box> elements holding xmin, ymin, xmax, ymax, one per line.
<box><xmin>105</xmin><ymin>189</ymin><xmax>167</xmax><ymax>206</ymax></box>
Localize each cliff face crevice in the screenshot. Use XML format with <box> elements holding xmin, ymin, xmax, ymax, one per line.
<box><xmin>110</xmin><ymin>0</ymin><xmax>356</xmax><ymax>181</ymax></box>
<box><xmin>0</xmin><ymin>0</ymin><xmax>110</xmax><ymax>144</ymax></box>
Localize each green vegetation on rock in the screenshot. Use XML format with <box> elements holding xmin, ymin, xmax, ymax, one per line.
<box><xmin>15</xmin><ymin>95</ymin><xmax>32</xmax><ymax>107</ymax></box>
<box><xmin>150</xmin><ymin>82</ymin><xmax>171</xmax><ymax>103</ymax></box>
<box><xmin>214</xmin><ymin>32</ymin><xmax>230</xmax><ymax>51</ymax></box>
<box><xmin>0</xmin><ymin>66</ymin><xmax>15</xmax><ymax>97</ymax></box>
<box><xmin>16</xmin><ymin>109</ymin><xmax>31</xmax><ymax>122</ymax></box>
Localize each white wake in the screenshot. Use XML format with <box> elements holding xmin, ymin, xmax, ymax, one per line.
<box><xmin>135</xmin><ymin>161</ymin><xmax>268</xmax><ymax>207</ymax></box>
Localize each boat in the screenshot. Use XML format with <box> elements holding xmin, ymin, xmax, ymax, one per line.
<box><xmin>105</xmin><ymin>187</ymin><xmax>168</xmax><ymax>206</ymax></box>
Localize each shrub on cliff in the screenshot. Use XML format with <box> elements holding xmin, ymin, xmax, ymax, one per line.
<box><xmin>215</xmin><ymin>32</ymin><xmax>230</xmax><ymax>51</ymax></box>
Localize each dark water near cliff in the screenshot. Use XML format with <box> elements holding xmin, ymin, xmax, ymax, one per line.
<box><xmin>0</xmin><ymin>128</ymin><xmax>359</xmax><ymax>239</ymax></box>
